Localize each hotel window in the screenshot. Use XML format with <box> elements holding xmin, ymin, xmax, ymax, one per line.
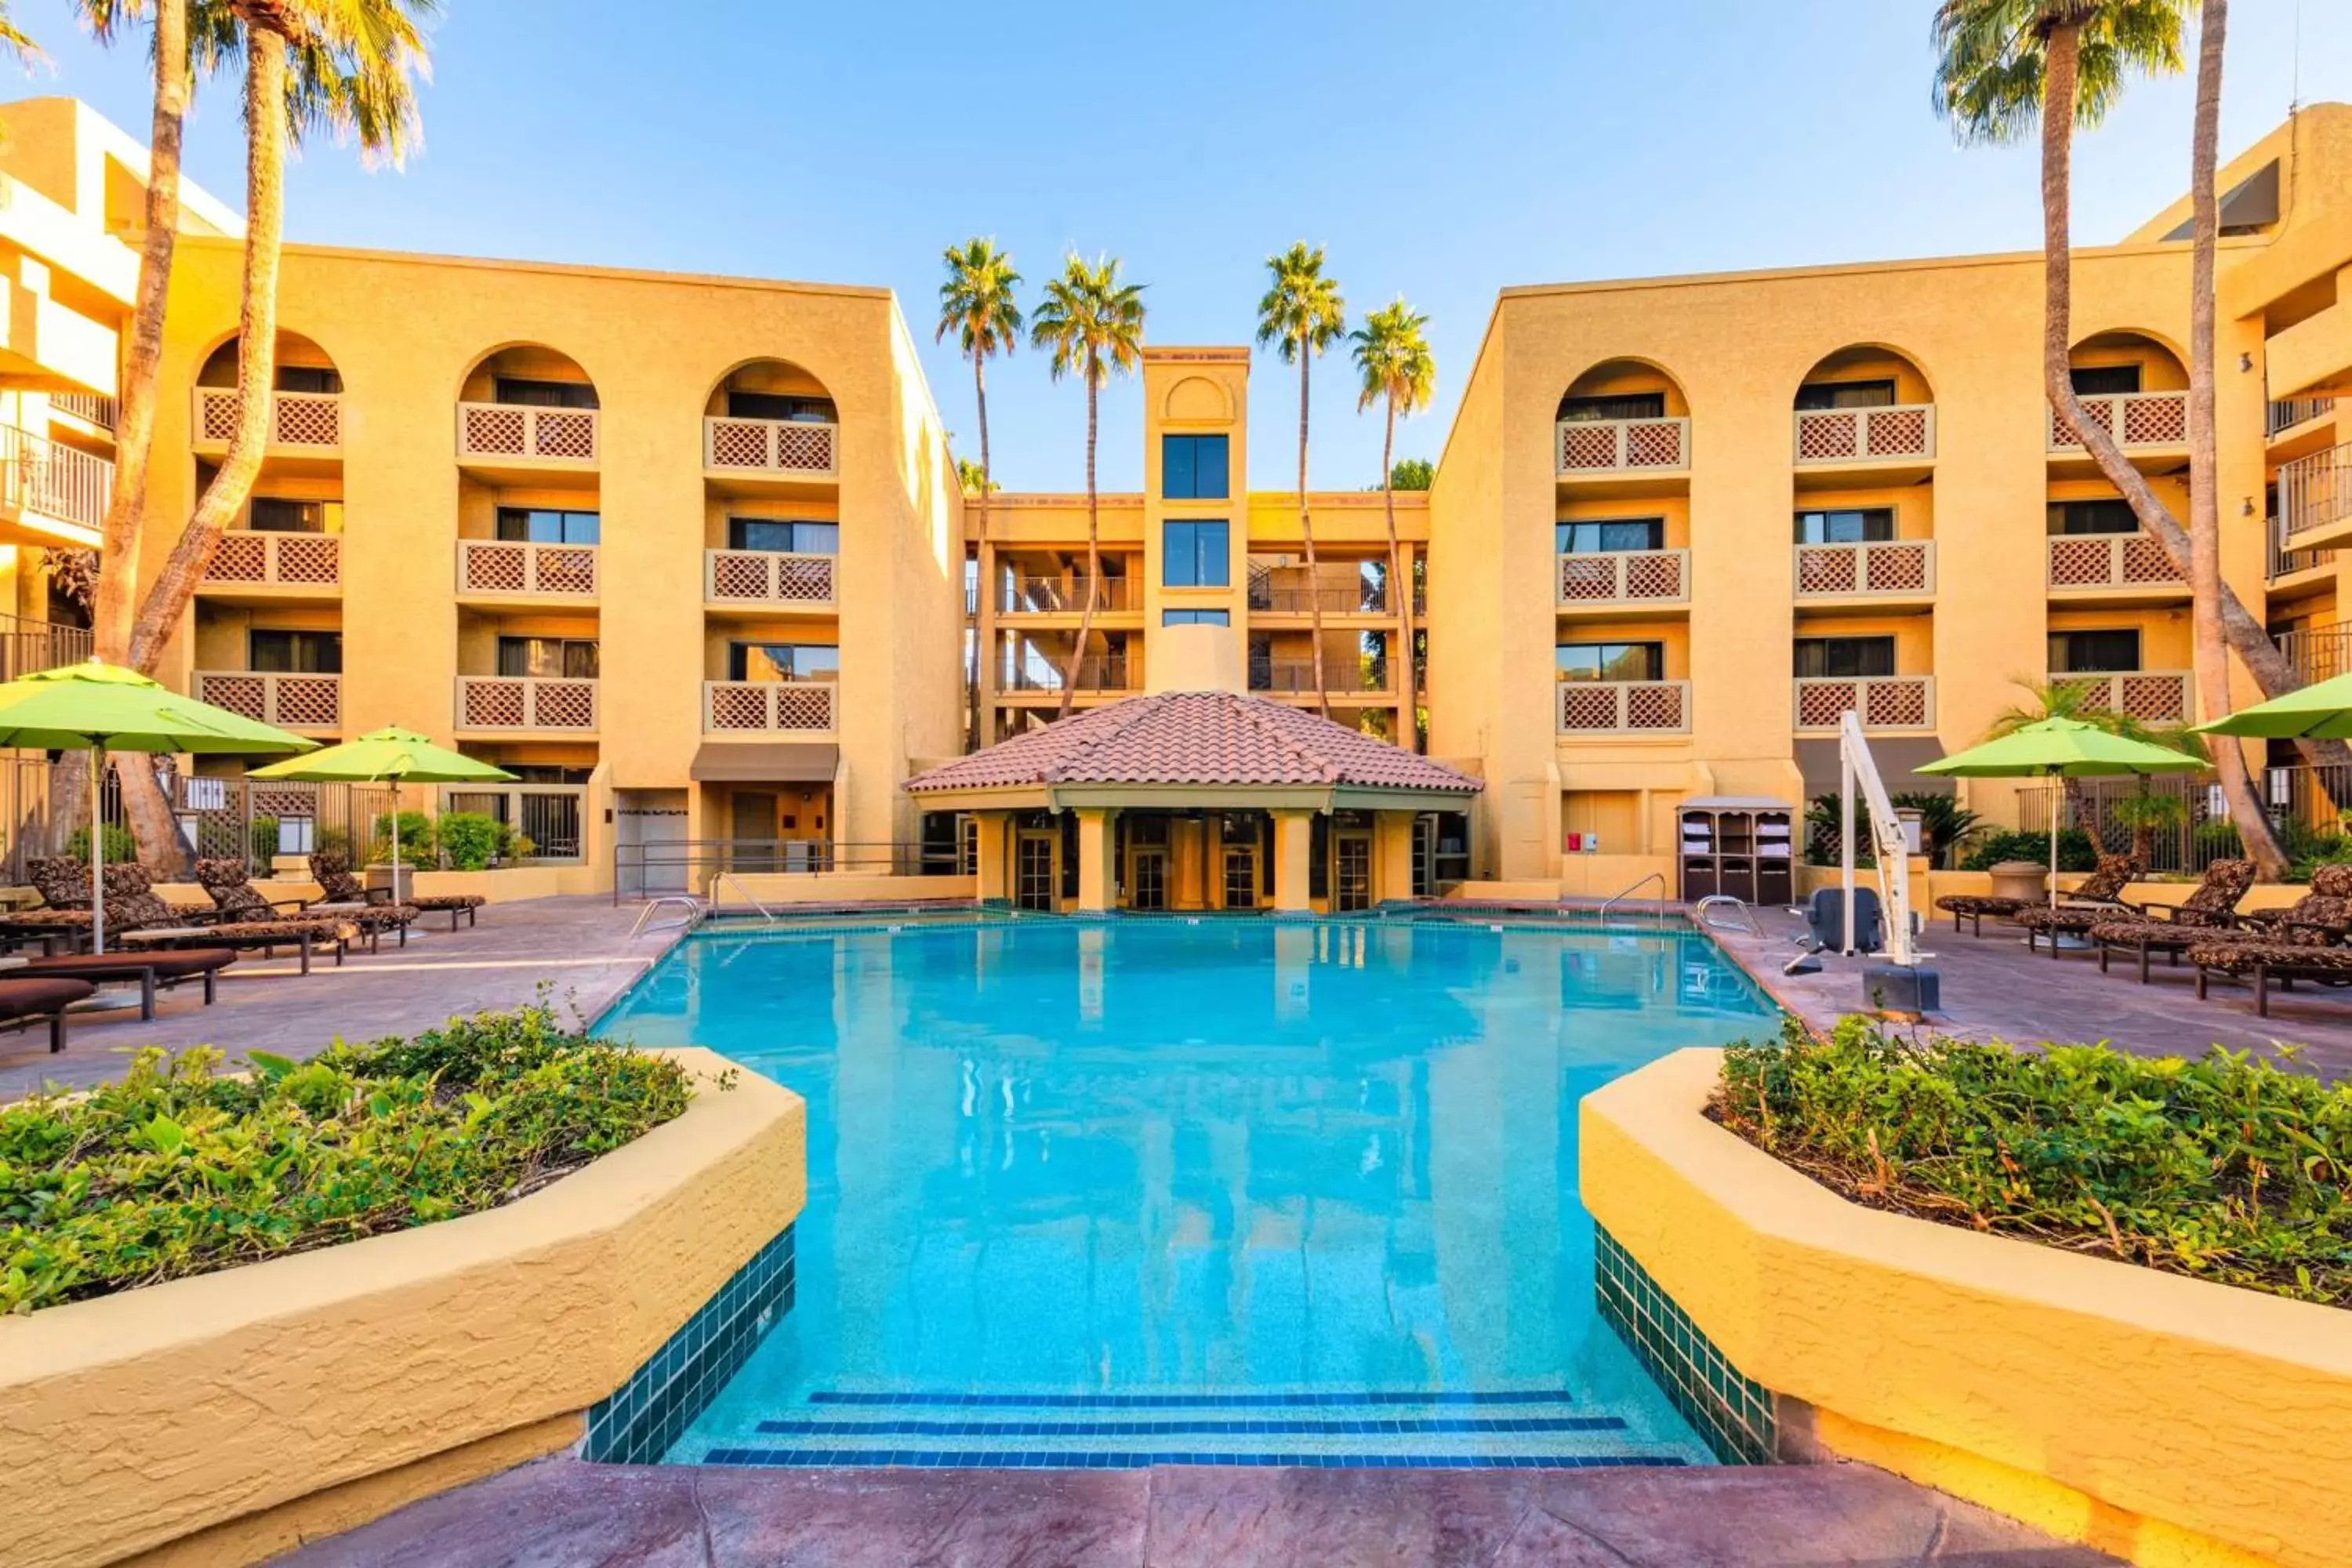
<box><xmin>247</xmin><ymin>497</ymin><xmax>341</xmax><ymax>533</ymax></box>
<box><xmin>1555</xmin><ymin>641</ymin><xmax>1664</xmax><ymax>681</ymax></box>
<box><xmin>1793</xmin><ymin>379</ymin><xmax>1896</xmax><ymax>411</ymax></box>
<box><xmin>1163</xmin><ymin>520</ymin><xmax>1229</xmax><ymax>587</ymax></box>
<box><xmin>275</xmin><ymin>365</ymin><xmax>343</xmax><ymax>394</ymax></box>
<box><xmin>1559</xmin><ymin>393</ymin><xmax>1664</xmax><ymax>422</ymax></box>
<box><xmin>728</xmin><ymin>517</ymin><xmax>839</xmax><ymax>554</ymax></box>
<box><xmin>1162</xmin><ymin>434</ymin><xmax>1229</xmax><ymax>500</ymax></box>
<box><xmin>1555</xmin><ymin>518</ymin><xmax>1664</xmax><ymax>554</ymax></box>
<box><xmin>495</xmin><ymin>506</ymin><xmax>601</xmax><ymax>545</ymax></box>
<box><xmin>497</xmin><ymin>636</ymin><xmax>600</xmax><ymax>680</ymax></box>
<box><xmin>2046</xmin><ymin>499</ymin><xmax>2139</xmax><ymax>535</ymax></box>
<box><xmin>1793</xmin><ymin>507</ymin><xmax>1895</xmax><ymax>545</ymax></box>
<box><xmin>730</xmin><ymin>641</ymin><xmax>840</xmax><ymax>682</ymax></box>
<box><xmin>493</xmin><ymin>376</ymin><xmax>600</xmax><ymax>409</ymax></box>
<box><xmin>727</xmin><ymin>391</ymin><xmax>837</xmax><ymax>423</ymax></box>
<box><xmin>2049</xmin><ymin>629</ymin><xmax>2141</xmax><ymax>673</ymax></box>
<box><xmin>1163</xmin><ymin>609</ymin><xmax>1229</xmax><ymax>626</ymax></box>
<box><xmin>2068</xmin><ymin>365</ymin><xmax>2142</xmax><ymax>397</ymax></box>
<box><xmin>249</xmin><ymin>629</ymin><xmax>342</xmax><ymax>673</ymax></box>
<box><xmin>1793</xmin><ymin>636</ymin><xmax>1896</xmax><ymax>678</ymax></box>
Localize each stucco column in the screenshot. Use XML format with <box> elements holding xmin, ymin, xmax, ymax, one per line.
<box><xmin>975</xmin><ymin>541</ymin><xmax>998</xmax><ymax>746</ymax></box>
<box><xmin>1374</xmin><ymin>811</ymin><xmax>1417</xmax><ymax>903</ymax></box>
<box><xmin>975</xmin><ymin>811</ymin><xmax>1011</xmax><ymax>902</ymax></box>
<box><xmin>1076</xmin><ymin>807</ymin><xmax>1114</xmax><ymax>913</ymax></box>
<box><xmin>1273</xmin><ymin>808</ymin><xmax>1315</xmax><ymax>913</ymax></box>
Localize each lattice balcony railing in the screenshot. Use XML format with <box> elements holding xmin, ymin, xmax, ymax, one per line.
<box><xmin>702</xmin><ymin>416</ymin><xmax>839</xmax><ymax>478</ymax></box>
<box><xmin>1794</xmin><ymin>676</ymin><xmax>1935</xmax><ymax>732</ymax></box>
<box><xmin>201</xmin><ymin>530</ymin><xmax>342</xmax><ymax>590</ymax></box>
<box><xmin>1555</xmin><ymin>416</ymin><xmax>1690</xmax><ymax>475</ymax></box>
<box><xmin>456</xmin><ymin>540</ymin><xmax>600</xmax><ymax>597</ymax></box>
<box><xmin>703</xmin><ymin>549</ymin><xmax>836</xmax><ymax>607</ymax></box>
<box><xmin>194</xmin><ymin>388</ymin><xmax>343</xmax><ymax>449</ymax></box>
<box><xmin>1555</xmin><ymin>679</ymin><xmax>1691</xmax><ymax>735</ymax></box>
<box><xmin>1556</xmin><ymin>548</ymin><xmax>1690</xmax><ymax>606</ymax></box>
<box><xmin>1793</xmin><ymin>539</ymin><xmax>1935</xmax><ymax>598</ymax></box>
<box><xmin>456</xmin><ymin>402</ymin><xmax>599</xmax><ymax>464</ymax></box>
<box><xmin>2046</xmin><ymin>670</ymin><xmax>2193</xmax><ymax>726</ymax></box>
<box><xmin>194</xmin><ymin>670</ymin><xmax>341</xmax><ymax>731</ymax></box>
<box><xmin>2045</xmin><ymin>532</ymin><xmax>2185</xmax><ymax>590</ymax></box>
<box><xmin>455</xmin><ymin>676</ymin><xmax>599</xmax><ymax>732</ymax></box>
<box><xmin>2045</xmin><ymin>390</ymin><xmax>2189</xmax><ymax>452</ymax></box>
<box><xmin>0</xmin><ymin>423</ymin><xmax>112</xmax><ymax>535</ymax></box>
<box><xmin>1792</xmin><ymin>404</ymin><xmax>1936</xmax><ymax>464</ymax></box>
<box><xmin>702</xmin><ymin>680</ymin><xmax>838</xmax><ymax>733</ymax></box>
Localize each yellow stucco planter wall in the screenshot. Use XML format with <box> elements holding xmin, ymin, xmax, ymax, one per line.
<box><xmin>1581</xmin><ymin>1048</ymin><xmax>2352</xmax><ymax>1568</ymax></box>
<box><xmin>0</xmin><ymin>1047</ymin><xmax>805</xmax><ymax>1568</ymax></box>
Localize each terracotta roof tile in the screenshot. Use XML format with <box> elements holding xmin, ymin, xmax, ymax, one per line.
<box><xmin>905</xmin><ymin>692</ymin><xmax>1482</xmax><ymax>795</ymax></box>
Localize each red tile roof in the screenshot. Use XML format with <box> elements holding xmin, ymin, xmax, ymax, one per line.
<box><xmin>905</xmin><ymin>692</ymin><xmax>1482</xmax><ymax>795</ymax></box>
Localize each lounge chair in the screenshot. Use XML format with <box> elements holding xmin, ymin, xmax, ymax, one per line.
<box><xmin>305</xmin><ymin>853</ymin><xmax>421</xmax><ymax>948</ymax></box>
<box><xmin>1934</xmin><ymin>888</ymin><xmax>2038</xmax><ymax>936</ymax></box>
<box><xmin>2005</xmin><ymin>855</ymin><xmax>2148</xmax><ymax>953</ymax></box>
<box><xmin>116</xmin><ymin>858</ymin><xmax>357</xmax><ymax>975</ymax></box>
<box><xmin>0</xmin><ymin>947</ymin><xmax>238</xmax><ymax>1019</ymax></box>
<box><xmin>2188</xmin><ymin>932</ymin><xmax>2352</xmax><ymax>1018</ymax></box>
<box><xmin>0</xmin><ymin>857</ymin><xmax>96</xmax><ymax>953</ymax></box>
<box><xmin>2094</xmin><ymin>863</ymin><xmax>2352</xmax><ymax>982</ymax></box>
<box><xmin>0</xmin><ymin>975</ymin><xmax>97</xmax><ymax>1052</ymax></box>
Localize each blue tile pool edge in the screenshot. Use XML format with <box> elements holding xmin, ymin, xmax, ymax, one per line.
<box><xmin>582</xmin><ymin>1226</ymin><xmax>797</xmax><ymax>1465</ymax></box>
<box><xmin>1594</xmin><ymin>1225</ymin><xmax>1780</xmax><ymax>1465</ymax></box>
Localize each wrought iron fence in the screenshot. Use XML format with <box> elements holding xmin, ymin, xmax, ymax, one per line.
<box><xmin>612</xmin><ymin>839</ymin><xmax>955</xmax><ymax>902</ymax></box>
<box><xmin>0</xmin><ymin>757</ymin><xmax>391</xmax><ymax>882</ymax></box>
<box><xmin>2275</xmin><ymin>622</ymin><xmax>2352</xmax><ymax>684</ymax></box>
<box><xmin>2020</xmin><ymin>763</ymin><xmax>2352</xmax><ymax>875</ymax></box>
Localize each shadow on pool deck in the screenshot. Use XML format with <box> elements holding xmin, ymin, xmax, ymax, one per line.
<box><xmin>280</xmin><ymin>1452</ymin><xmax>2121</xmax><ymax>1567</ymax></box>
<box><xmin>0</xmin><ymin>896</ymin><xmax>675</xmax><ymax>1101</ymax></box>
<box><xmin>1710</xmin><ymin>903</ymin><xmax>2352</xmax><ymax>1082</ymax></box>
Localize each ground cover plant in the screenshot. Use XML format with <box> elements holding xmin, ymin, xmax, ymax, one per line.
<box><xmin>1713</xmin><ymin>1017</ymin><xmax>2350</xmax><ymax>1305</ymax></box>
<box><xmin>0</xmin><ymin>1004</ymin><xmax>692</xmax><ymax>1313</ymax></box>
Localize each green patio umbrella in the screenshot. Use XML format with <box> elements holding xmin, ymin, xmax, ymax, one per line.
<box><xmin>249</xmin><ymin>727</ymin><xmax>516</xmax><ymax>895</ymax></box>
<box><xmin>1918</xmin><ymin>717</ymin><xmax>2208</xmax><ymax>909</ymax></box>
<box><xmin>0</xmin><ymin>659</ymin><xmax>314</xmax><ymax>952</ymax></box>
<box><xmin>2189</xmin><ymin>671</ymin><xmax>2352</xmax><ymax>739</ymax></box>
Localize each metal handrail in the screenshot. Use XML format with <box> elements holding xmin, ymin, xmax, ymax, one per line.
<box><xmin>629</xmin><ymin>895</ymin><xmax>705</xmax><ymax>938</ymax></box>
<box><xmin>1693</xmin><ymin>894</ymin><xmax>1762</xmax><ymax>935</ymax></box>
<box><xmin>710</xmin><ymin>873</ymin><xmax>779</xmax><ymax>924</ymax></box>
<box><xmin>1597</xmin><ymin>871</ymin><xmax>1665</xmax><ymax>922</ymax></box>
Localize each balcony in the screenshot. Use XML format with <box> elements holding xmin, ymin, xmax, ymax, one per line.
<box><xmin>455</xmin><ymin>675</ymin><xmax>599</xmax><ymax>734</ymax></box>
<box><xmin>52</xmin><ymin>392</ymin><xmax>115</xmax><ymax>431</ymax></box>
<box><xmin>1794</xmin><ymin>675</ymin><xmax>1935</xmax><ymax>733</ymax></box>
<box><xmin>1245</xmin><ymin>583</ymin><xmax>1394</xmax><ymax>617</ymax></box>
<box><xmin>2268</xmin><ymin>397</ymin><xmax>2336</xmax><ymax>440</ymax></box>
<box><xmin>2268</xmin><ymin>513</ymin><xmax>2334</xmax><ymax>582</ymax></box>
<box><xmin>1555</xmin><ymin>417</ymin><xmax>1689</xmax><ymax>478</ymax></box>
<box><xmin>2047</xmin><ymin>670</ymin><xmax>2192</xmax><ymax>725</ymax></box>
<box><xmin>2045</xmin><ymin>533</ymin><xmax>2185</xmax><ymax>593</ymax></box>
<box><xmin>0</xmin><ymin>613</ymin><xmax>90</xmax><ymax>680</ymax></box>
<box><xmin>2276</xmin><ymin>623</ymin><xmax>2352</xmax><ymax>684</ymax></box>
<box><xmin>199</xmin><ymin>531</ymin><xmax>342</xmax><ymax>597</ymax></box>
<box><xmin>702</xmin><ymin>416</ymin><xmax>838</xmax><ymax>488</ymax></box>
<box><xmin>194</xmin><ymin>670</ymin><xmax>340</xmax><ymax>732</ymax></box>
<box><xmin>702</xmin><ymin>549</ymin><xmax>837</xmax><ymax>612</ymax></box>
<box><xmin>702</xmin><ymin>680</ymin><xmax>837</xmax><ymax>733</ymax></box>
<box><xmin>1000</xmin><ymin>657</ymin><xmax>1131</xmax><ymax>695</ymax></box>
<box><xmin>1793</xmin><ymin>540</ymin><xmax>1935</xmax><ymax>601</ymax></box>
<box><xmin>2045</xmin><ymin>390</ymin><xmax>2187</xmax><ymax>455</ymax></box>
<box><xmin>194</xmin><ymin>388</ymin><xmax>343</xmax><ymax>452</ymax></box>
<box><xmin>1792</xmin><ymin>405</ymin><xmax>1936</xmax><ymax>467</ymax></box>
<box><xmin>1248</xmin><ymin>659</ymin><xmax>1392</xmax><ymax>697</ymax></box>
<box><xmin>1000</xmin><ymin>576</ymin><xmax>1138</xmax><ymax>615</ymax></box>
<box><xmin>0</xmin><ymin>423</ymin><xmax>111</xmax><ymax>543</ymax></box>
<box><xmin>456</xmin><ymin>402</ymin><xmax>598</xmax><ymax>482</ymax></box>
<box><xmin>2278</xmin><ymin>443</ymin><xmax>2352</xmax><ymax>551</ymax></box>
<box><xmin>456</xmin><ymin>540</ymin><xmax>599</xmax><ymax>600</ymax></box>
<box><xmin>1555</xmin><ymin>679</ymin><xmax>1690</xmax><ymax>736</ymax></box>
<box><xmin>1555</xmin><ymin>549</ymin><xmax>1690</xmax><ymax>609</ymax></box>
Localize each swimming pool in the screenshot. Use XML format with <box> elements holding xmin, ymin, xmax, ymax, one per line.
<box><xmin>597</xmin><ymin>916</ymin><xmax>1777</xmax><ymax>1469</ymax></box>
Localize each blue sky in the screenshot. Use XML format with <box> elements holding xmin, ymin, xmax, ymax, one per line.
<box><xmin>10</xmin><ymin>0</ymin><xmax>2351</xmax><ymax>492</ymax></box>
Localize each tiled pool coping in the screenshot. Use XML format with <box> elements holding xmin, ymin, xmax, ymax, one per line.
<box><xmin>1595</xmin><ymin>1225</ymin><xmax>1779</xmax><ymax>1465</ymax></box>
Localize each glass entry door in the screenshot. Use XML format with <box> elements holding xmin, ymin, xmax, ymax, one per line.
<box><xmin>1334</xmin><ymin>833</ymin><xmax>1373</xmax><ymax>912</ymax></box>
<box><xmin>1222</xmin><ymin>847</ymin><xmax>1258</xmax><ymax>909</ymax></box>
<box><xmin>1015</xmin><ymin>833</ymin><xmax>1058</xmax><ymax>911</ymax></box>
<box><xmin>1130</xmin><ymin>848</ymin><xmax>1167</xmax><ymax>912</ymax></box>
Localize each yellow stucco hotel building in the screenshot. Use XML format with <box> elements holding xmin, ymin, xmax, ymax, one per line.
<box><xmin>3</xmin><ymin>95</ymin><xmax>2351</xmax><ymax>912</ymax></box>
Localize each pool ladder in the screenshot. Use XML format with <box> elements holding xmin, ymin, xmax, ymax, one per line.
<box><xmin>1693</xmin><ymin>895</ymin><xmax>1762</xmax><ymax>935</ymax></box>
<box><xmin>628</xmin><ymin>895</ymin><xmax>707</xmax><ymax>938</ymax></box>
<box><xmin>710</xmin><ymin>873</ymin><xmax>781</xmax><ymax>924</ymax></box>
<box><xmin>1596</xmin><ymin>872</ymin><xmax>1664</xmax><ymax>924</ymax></box>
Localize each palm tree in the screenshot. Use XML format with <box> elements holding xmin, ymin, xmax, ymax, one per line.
<box><xmin>1257</xmin><ymin>244</ymin><xmax>1346</xmax><ymax>718</ymax></box>
<box><xmin>0</xmin><ymin>5</ymin><xmax>39</xmax><ymax>62</ymax></box>
<box><xmin>1029</xmin><ymin>254</ymin><xmax>1145</xmax><ymax>720</ymax></box>
<box><xmin>1932</xmin><ymin>0</ymin><xmax>2296</xmax><ymax>877</ymax></box>
<box><xmin>113</xmin><ymin>0</ymin><xmax>433</xmax><ymax>863</ymax></box>
<box><xmin>937</xmin><ymin>238</ymin><xmax>1021</xmax><ymax>747</ymax></box>
<box><xmin>1349</xmin><ymin>299</ymin><xmax>1435</xmax><ymax>751</ymax></box>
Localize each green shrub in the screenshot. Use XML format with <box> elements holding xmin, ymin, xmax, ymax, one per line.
<box><xmin>1958</xmin><ymin>828</ymin><xmax>2095</xmax><ymax>872</ymax></box>
<box><xmin>1715</xmin><ymin>1017</ymin><xmax>2350</xmax><ymax>1305</ymax></box>
<box><xmin>370</xmin><ymin>810</ymin><xmax>434</xmax><ymax>866</ymax></box>
<box><xmin>249</xmin><ymin>815</ymin><xmax>281</xmax><ymax>863</ymax></box>
<box><xmin>435</xmin><ymin>811</ymin><xmax>504</xmax><ymax>871</ymax></box>
<box><xmin>63</xmin><ymin>824</ymin><xmax>138</xmax><ymax>866</ymax></box>
<box><xmin>314</xmin><ymin>825</ymin><xmax>353</xmax><ymax>864</ymax></box>
<box><xmin>0</xmin><ymin>1004</ymin><xmax>694</xmax><ymax>1314</ymax></box>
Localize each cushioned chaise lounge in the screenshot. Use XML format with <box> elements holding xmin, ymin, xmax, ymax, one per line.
<box><xmin>1935</xmin><ymin>891</ymin><xmax>2034</xmax><ymax>936</ymax></box>
<box><xmin>306</xmin><ymin>853</ymin><xmax>419</xmax><ymax>949</ymax></box>
<box><xmin>2006</xmin><ymin>854</ymin><xmax>2147</xmax><ymax>953</ymax></box>
<box><xmin>116</xmin><ymin>859</ymin><xmax>356</xmax><ymax>975</ymax></box>
<box><xmin>2094</xmin><ymin>863</ymin><xmax>2352</xmax><ymax>982</ymax></box>
<box><xmin>2020</xmin><ymin>856</ymin><xmax>2254</xmax><ymax>956</ymax></box>
<box><xmin>0</xmin><ymin>856</ymin><xmax>96</xmax><ymax>953</ymax></box>
<box><xmin>0</xmin><ymin>975</ymin><xmax>96</xmax><ymax>1052</ymax></box>
<box><xmin>0</xmin><ymin>948</ymin><xmax>238</xmax><ymax>1019</ymax></box>
<box><xmin>2189</xmin><ymin>933</ymin><xmax>2352</xmax><ymax>1018</ymax></box>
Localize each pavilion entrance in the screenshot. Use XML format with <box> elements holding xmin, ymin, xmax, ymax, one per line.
<box><xmin>1116</xmin><ymin>808</ymin><xmax>1269</xmax><ymax>913</ymax></box>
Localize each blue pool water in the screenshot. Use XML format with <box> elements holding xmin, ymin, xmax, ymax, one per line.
<box><xmin>597</xmin><ymin>917</ymin><xmax>1777</xmax><ymax>1468</ymax></box>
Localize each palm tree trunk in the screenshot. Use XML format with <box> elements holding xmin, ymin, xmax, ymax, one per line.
<box><xmin>1380</xmin><ymin>399</ymin><xmax>1414</xmax><ymax>751</ymax></box>
<box><xmin>121</xmin><ymin>27</ymin><xmax>289</xmax><ymax>868</ymax></box>
<box><xmin>1299</xmin><ymin>347</ymin><xmax>1330</xmax><ymax>719</ymax></box>
<box><xmin>91</xmin><ymin>0</ymin><xmax>187</xmax><ymax>669</ymax></box>
<box><xmin>2184</xmin><ymin>0</ymin><xmax>2285</xmax><ymax>877</ymax></box>
<box><xmin>971</xmin><ymin>354</ymin><xmax>989</xmax><ymax>750</ymax></box>
<box><xmin>2063</xmin><ymin>776</ymin><xmax>2108</xmax><ymax>858</ymax></box>
<box><xmin>1058</xmin><ymin>374</ymin><xmax>1101</xmax><ymax>721</ymax></box>
<box><xmin>2037</xmin><ymin>22</ymin><xmax>2352</xmax><ymax>799</ymax></box>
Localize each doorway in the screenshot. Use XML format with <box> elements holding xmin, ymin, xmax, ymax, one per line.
<box><xmin>1334</xmin><ymin>832</ymin><xmax>1373</xmax><ymax>912</ymax></box>
<box><xmin>1223</xmin><ymin>846</ymin><xmax>1258</xmax><ymax>910</ymax></box>
<box><xmin>1131</xmin><ymin>848</ymin><xmax>1167</xmax><ymax>912</ymax></box>
<box><xmin>1015</xmin><ymin>832</ymin><xmax>1058</xmax><ymax>911</ymax></box>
